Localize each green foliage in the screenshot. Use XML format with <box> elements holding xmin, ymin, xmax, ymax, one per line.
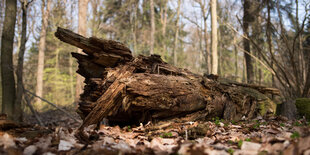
<box><xmin>294</xmin><ymin>121</ymin><xmax>302</xmax><ymax>126</ymax></box>
<box><xmin>252</xmin><ymin>120</ymin><xmax>261</xmax><ymax>129</ymax></box>
<box><xmin>227</xmin><ymin>148</ymin><xmax>234</xmax><ymax>155</ymax></box>
<box><xmin>290</xmin><ymin>131</ymin><xmax>300</xmax><ymax>139</ymax></box>
<box><xmin>237</xmin><ymin>140</ymin><xmax>243</xmax><ymax>148</ymax></box>
<box><xmin>245</xmin><ymin>138</ymin><xmax>251</xmax><ymax>142</ymax></box>
<box><xmin>126</xmin><ymin>126</ymin><xmax>132</xmax><ymax>132</ymax></box>
<box><xmin>160</xmin><ymin>132</ymin><xmax>173</xmax><ymax>138</ymax></box>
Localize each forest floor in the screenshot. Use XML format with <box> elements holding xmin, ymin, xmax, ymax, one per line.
<box><xmin>0</xmin><ymin>107</ymin><xmax>310</xmax><ymax>155</ymax></box>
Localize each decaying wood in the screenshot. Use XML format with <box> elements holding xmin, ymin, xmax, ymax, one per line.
<box><xmin>55</xmin><ymin>27</ymin><xmax>280</xmax><ymax>142</ymax></box>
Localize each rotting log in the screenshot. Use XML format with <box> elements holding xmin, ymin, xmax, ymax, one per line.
<box><xmin>55</xmin><ymin>27</ymin><xmax>280</xmax><ymax>142</ymax></box>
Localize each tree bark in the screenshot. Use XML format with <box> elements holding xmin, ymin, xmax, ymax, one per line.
<box><xmin>210</xmin><ymin>0</ymin><xmax>218</xmax><ymax>74</ymax></box>
<box><xmin>243</xmin><ymin>0</ymin><xmax>254</xmax><ymax>84</ymax></box>
<box><xmin>35</xmin><ymin>0</ymin><xmax>51</xmax><ymax>103</ymax></box>
<box><xmin>1</xmin><ymin>0</ymin><xmax>17</xmax><ymax>121</ymax></box>
<box><xmin>173</xmin><ymin>0</ymin><xmax>181</xmax><ymax>66</ymax></box>
<box><xmin>75</xmin><ymin>0</ymin><xmax>89</xmax><ymax>102</ymax></box>
<box><xmin>150</xmin><ymin>0</ymin><xmax>155</xmax><ymax>55</ymax></box>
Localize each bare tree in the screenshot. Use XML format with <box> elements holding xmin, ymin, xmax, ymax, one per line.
<box><xmin>1</xmin><ymin>0</ymin><xmax>17</xmax><ymax>120</ymax></box>
<box><xmin>242</xmin><ymin>0</ymin><xmax>254</xmax><ymax>83</ymax></box>
<box><xmin>75</xmin><ymin>0</ymin><xmax>89</xmax><ymax>101</ymax></box>
<box><xmin>160</xmin><ymin>0</ymin><xmax>168</xmax><ymax>54</ymax></box>
<box><xmin>210</xmin><ymin>0</ymin><xmax>218</xmax><ymax>74</ymax></box>
<box><xmin>195</xmin><ymin>0</ymin><xmax>210</xmax><ymax>74</ymax></box>
<box><xmin>173</xmin><ymin>0</ymin><xmax>181</xmax><ymax>66</ymax></box>
<box><xmin>15</xmin><ymin>0</ymin><xmax>33</xmax><ymax>122</ymax></box>
<box><xmin>35</xmin><ymin>0</ymin><xmax>51</xmax><ymax>103</ymax></box>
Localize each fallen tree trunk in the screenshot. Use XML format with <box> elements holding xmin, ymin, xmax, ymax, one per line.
<box><xmin>55</xmin><ymin>27</ymin><xmax>279</xmax><ymax>142</ymax></box>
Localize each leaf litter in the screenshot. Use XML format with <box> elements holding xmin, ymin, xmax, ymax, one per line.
<box><xmin>0</xmin><ymin>110</ymin><xmax>310</xmax><ymax>155</ymax></box>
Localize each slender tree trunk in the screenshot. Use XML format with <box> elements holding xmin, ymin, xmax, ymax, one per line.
<box><xmin>75</xmin><ymin>0</ymin><xmax>88</xmax><ymax>102</ymax></box>
<box><xmin>242</xmin><ymin>57</ymin><xmax>246</xmax><ymax>83</ymax></box>
<box><xmin>54</xmin><ymin>48</ymin><xmax>60</xmax><ymax>105</ymax></box>
<box><xmin>203</xmin><ymin>10</ymin><xmax>210</xmax><ymax>74</ymax></box>
<box><xmin>0</xmin><ymin>0</ymin><xmax>4</xmax><ymax>47</ymax></box>
<box><xmin>69</xmin><ymin>0</ymin><xmax>75</xmax><ymax>103</ymax></box>
<box><xmin>161</xmin><ymin>1</ymin><xmax>167</xmax><ymax>55</ymax></box>
<box><xmin>36</xmin><ymin>0</ymin><xmax>51</xmax><ymax>103</ymax></box>
<box><xmin>15</xmin><ymin>0</ymin><xmax>30</xmax><ymax>122</ymax></box>
<box><xmin>302</xmin><ymin>36</ymin><xmax>310</xmax><ymax>97</ymax></box>
<box><xmin>1</xmin><ymin>0</ymin><xmax>17</xmax><ymax>121</ymax></box>
<box><xmin>150</xmin><ymin>0</ymin><xmax>155</xmax><ymax>55</ymax></box>
<box><xmin>69</xmin><ymin>55</ymin><xmax>74</xmax><ymax>102</ymax></box>
<box><xmin>218</xmin><ymin>27</ymin><xmax>221</xmax><ymax>75</ymax></box>
<box><xmin>266</xmin><ymin>0</ymin><xmax>274</xmax><ymax>87</ymax></box>
<box><xmin>130</xmin><ymin>1</ymin><xmax>137</xmax><ymax>55</ymax></box>
<box><xmin>210</xmin><ymin>0</ymin><xmax>218</xmax><ymax>74</ymax></box>
<box><xmin>242</xmin><ymin>0</ymin><xmax>254</xmax><ymax>83</ymax></box>
<box><xmin>173</xmin><ymin>0</ymin><xmax>181</xmax><ymax>66</ymax></box>
<box><xmin>234</xmin><ymin>37</ymin><xmax>238</xmax><ymax>81</ymax></box>
<box><xmin>90</xmin><ymin>0</ymin><xmax>98</xmax><ymax>36</ymax></box>
<box><xmin>0</xmin><ymin>0</ymin><xmax>4</xmax><ymax>109</ymax></box>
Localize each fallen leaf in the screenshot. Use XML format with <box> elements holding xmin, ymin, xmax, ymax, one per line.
<box><xmin>241</xmin><ymin>141</ymin><xmax>261</xmax><ymax>151</ymax></box>
<box><xmin>58</xmin><ymin>140</ymin><xmax>73</xmax><ymax>151</ymax></box>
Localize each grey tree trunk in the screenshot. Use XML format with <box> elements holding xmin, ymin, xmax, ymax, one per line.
<box><xmin>210</xmin><ymin>0</ymin><xmax>218</xmax><ymax>74</ymax></box>
<box><xmin>266</xmin><ymin>0</ymin><xmax>274</xmax><ymax>87</ymax></box>
<box><xmin>243</xmin><ymin>0</ymin><xmax>254</xmax><ymax>83</ymax></box>
<box><xmin>234</xmin><ymin>36</ymin><xmax>238</xmax><ymax>81</ymax></box>
<box><xmin>173</xmin><ymin>0</ymin><xmax>181</xmax><ymax>66</ymax></box>
<box><xmin>15</xmin><ymin>0</ymin><xmax>31</xmax><ymax>122</ymax></box>
<box><xmin>75</xmin><ymin>0</ymin><xmax>88</xmax><ymax>102</ymax></box>
<box><xmin>160</xmin><ymin>1</ymin><xmax>167</xmax><ymax>55</ymax></box>
<box><xmin>150</xmin><ymin>0</ymin><xmax>155</xmax><ymax>55</ymax></box>
<box><xmin>35</xmin><ymin>0</ymin><xmax>51</xmax><ymax>103</ymax></box>
<box><xmin>196</xmin><ymin>0</ymin><xmax>210</xmax><ymax>74</ymax></box>
<box><xmin>1</xmin><ymin>0</ymin><xmax>17</xmax><ymax>121</ymax></box>
<box><xmin>0</xmin><ymin>0</ymin><xmax>4</xmax><ymax>111</ymax></box>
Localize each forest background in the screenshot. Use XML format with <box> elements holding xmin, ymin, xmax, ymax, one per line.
<box><xmin>0</xmin><ymin>0</ymin><xmax>309</xmax><ymax>121</ymax></box>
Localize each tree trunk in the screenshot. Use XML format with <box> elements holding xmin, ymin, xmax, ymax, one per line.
<box><xmin>202</xmin><ymin>5</ymin><xmax>210</xmax><ymax>74</ymax></box>
<box><xmin>161</xmin><ymin>1</ymin><xmax>167</xmax><ymax>55</ymax></box>
<box><xmin>210</xmin><ymin>0</ymin><xmax>218</xmax><ymax>74</ymax></box>
<box><xmin>150</xmin><ymin>0</ymin><xmax>155</xmax><ymax>55</ymax></box>
<box><xmin>1</xmin><ymin>0</ymin><xmax>17</xmax><ymax>121</ymax></box>
<box><xmin>302</xmin><ymin>35</ymin><xmax>310</xmax><ymax>97</ymax></box>
<box><xmin>55</xmin><ymin>28</ymin><xmax>280</xmax><ymax>142</ymax></box>
<box><xmin>15</xmin><ymin>0</ymin><xmax>30</xmax><ymax>122</ymax></box>
<box><xmin>75</xmin><ymin>0</ymin><xmax>89</xmax><ymax>102</ymax></box>
<box><xmin>234</xmin><ymin>36</ymin><xmax>238</xmax><ymax>81</ymax></box>
<box><xmin>266</xmin><ymin>0</ymin><xmax>274</xmax><ymax>87</ymax></box>
<box><xmin>243</xmin><ymin>0</ymin><xmax>254</xmax><ymax>84</ymax></box>
<box><xmin>173</xmin><ymin>0</ymin><xmax>181</xmax><ymax>66</ymax></box>
<box><xmin>0</xmin><ymin>0</ymin><xmax>4</xmax><ymax>109</ymax></box>
<box><xmin>36</xmin><ymin>0</ymin><xmax>51</xmax><ymax>103</ymax></box>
